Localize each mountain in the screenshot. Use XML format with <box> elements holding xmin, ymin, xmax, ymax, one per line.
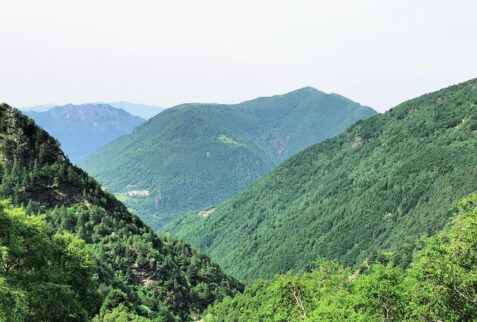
<box><xmin>79</xmin><ymin>88</ymin><xmax>376</xmax><ymax>230</ymax></box>
<box><xmin>20</xmin><ymin>101</ymin><xmax>165</xmax><ymax>119</ymax></box>
<box><xmin>25</xmin><ymin>104</ymin><xmax>145</xmax><ymax>163</ymax></box>
<box><xmin>0</xmin><ymin>104</ymin><xmax>243</xmax><ymax>320</ymax></box>
<box><xmin>164</xmin><ymin>78</ymin><xmax>477</xmax><ymax>282</ymax></box>
<box><xmin>104</xmin><ymin>101</ymin><xmax>165</xmax><ymax>119</ymax></box>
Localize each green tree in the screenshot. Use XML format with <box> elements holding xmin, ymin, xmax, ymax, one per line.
<box><xmin>0</xmin><ymin>201</ymin><xmax>99</xmax><ymax>321</ymax></box>
<box><xmin>355</xmin><ymin>263</ymin><xmax>405</xmax><ymax>320</ymax></box>
<box><xmin>406</xmin><ymin>195</ymin><xmax>477</xmax><ymax>321</ymax></box>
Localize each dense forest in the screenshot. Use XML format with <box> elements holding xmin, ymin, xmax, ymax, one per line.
<box><xmin>79</xmin><ymin>87</ymin><xmax>376</xmax><ymax>229</ymax></box>
<box><xmin>165</xmin><ymin>78</ymin><xmax>477</xmax><ymax>282</ymax></box>
<box><xmin>0</xmin><ymin>104</ymin><xmax>242</xmax><ymax>321</ymax></box>
<box><xmin>204</xmin><ymin>194</ymin><xmax>477</xmax><ymax>321</ymax></box>
<box><xmin>1</xmin><ymin>79</ymin><xmax>476</xmax><ymax>321</ymax></box>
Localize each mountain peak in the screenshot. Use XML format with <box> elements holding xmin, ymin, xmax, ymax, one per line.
<box><xmin>25</xmin><ymin>104</ymin><xmax>145</xmax><ymax>162</ymax></box>
<box><xmin>80</xmin><ymin>89</ymin><xmax>376</xmax><ymax>230</ymax></box>
<box><xmin>165</xmin><ymin>78</ymin><xmax>477</xmax><ymax>282</ymax></box>
<box><xmin>48</xmin><ymin>103</ymin><xmax>137</xmax><ymax>119</ymax></box>
<box><xmin>289</xmin><ymin>86</ymin><xmax>322</xmax><ymax>94</ymax></box>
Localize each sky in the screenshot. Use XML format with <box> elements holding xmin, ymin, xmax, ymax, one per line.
<box><xmin>1</xmin><ymin>0</ymin><xmax>476</xmax><ymax>112</ymax></box>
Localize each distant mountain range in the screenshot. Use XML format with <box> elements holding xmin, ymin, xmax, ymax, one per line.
<box><xmin>78</xmin><ymin>87</ymin><xmax>376</xmax><ymax>230</ymax></box>
<box><xmin>20</xmin><ymin>101</ymin><xmax>165</xmax><ymax>119</ymax></box>
<box><xmin>25</xmin><ymin>104</ymin><xmax>145</xmax><ymax>163</ymax></box>
<box><xmin>19</xmin><ymin>103</ymin><xmax>56</xmax><ymax>112</ymax></box>
<box><xmin>163</xmin><ymin>78</ymin><xmax>477</xmax><ymax>283</ymax></box>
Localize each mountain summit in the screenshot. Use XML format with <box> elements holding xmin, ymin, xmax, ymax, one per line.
<box><xmin>164</xmin><ymin>78</ymin><xmax>477</xmax><ymax>282</ymax></box>
<box><xmin>26</xmin><ymin>103</ymin><xmax>145</xmax><ymax>162</ymax></box>
<box><xmin>79</xmin><ymin>88</ymin><xmax>376</xmax><ymax>229</ymax></box>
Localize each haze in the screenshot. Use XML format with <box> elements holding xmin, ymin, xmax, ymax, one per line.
<box><xmin>1</xmin><ymin>0</ymin><xmax>476</xmax><ymax>112</ymax></box>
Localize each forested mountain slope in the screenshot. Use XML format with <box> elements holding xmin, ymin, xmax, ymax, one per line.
<box><xmin>0</xmin><ymin>104</ymin><xmax>242</xmax><ymax>320</ymax></box>
<box><xmin>164</xmin><ymin>79</ymin><xmax>477</xmax><ymax>282</ymax></box>
<box><xmin>26</xmin><ymin>104</ymin><xmax>145</xmax><ymax>162</ymax></box>
<box><xmin>205</xmin><ymin>194</ymin><xmax>477</xmax><ymax>321</ymax></box>
<box><xmin>79</xmin><ymin>88</ymin><xmax>376</xmax><ymax>229</ymax></box>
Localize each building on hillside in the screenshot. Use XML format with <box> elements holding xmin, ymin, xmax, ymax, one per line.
<box><xmin>127</xmin><ymin>190</ymin><xmax>150</xmax><ymax>197</ymax></box>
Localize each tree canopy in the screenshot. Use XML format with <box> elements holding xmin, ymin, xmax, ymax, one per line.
<box><xmin>205</xmin><ymin>194</ymin><xmax>477</xmax><ymax>321</ymax></box>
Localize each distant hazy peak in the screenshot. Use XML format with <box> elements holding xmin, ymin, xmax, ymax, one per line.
<box><xmin>55</xmin><ymin>103</ymin><xmax>114</xmax><ymax>108</ymax></box>
<box><xmin>25</xmin><ymin>103</ymin><xmax>145</xmax><ymax>162</ymax></box>
<box><xmin>28</xmin><ymin>103</ymin><xmax>144</xmax><ymax>123</ymax></box>
<box><xmin>53</xmin><ymin>103</ymin><xmax>137</xmax><ymax>114</ymax></box>
<box><xmin>21</xmin><ymin>102</ymin><xmax>165</xmax><ymax>119</ymax></box>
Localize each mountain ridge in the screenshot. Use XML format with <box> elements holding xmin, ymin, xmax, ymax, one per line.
<box><xmin>79</xmin><ymin>87</ymin><xmax>376</xmax><ymax>230</ymax></box>
<box><xmin>20</xmin><ymin>101</ymin><xmax>165</xmax><ymax>119</ymax></box>
<box><xmin>26</xmin><ymin>103</ymin><xmax>145</xmax><ymax>162</ymax></box>
<box><xmin>163</xmin><ymin>78</ymin><xmax>477</xmax><ymax>282</ymax></box>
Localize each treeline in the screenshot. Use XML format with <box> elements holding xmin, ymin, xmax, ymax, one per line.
<box><xmin>205</xmin><ymin>195</ymin><xmax>477</xmax><ymax>321</ymax></box>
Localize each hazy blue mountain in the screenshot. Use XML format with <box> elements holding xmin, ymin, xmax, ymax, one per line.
<box><xmin>21</xmin><ymin>101</ymin><xmax>164</xmax><ymax>119</ymax></box>
<box><xmin>26</xmin><ymin>104</ymin><xmax>145</xmax><ymax>163</ymax></box>
<box><xmin>79</xmin><ymin>88</ymin><xmax>376</xmax><ymax>230</ymax></box>
<box><xmin>18</xmin><ymin>103</ymin><xmax>55</xmax><ymax>112</ymax></box>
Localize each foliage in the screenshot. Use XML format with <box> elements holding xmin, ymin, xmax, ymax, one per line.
<box><xmin>405</xmin><ymin>195</ymin><xmax>477</xmax><ymax>321</ymax></box>
<box><xmin>205</xmin><ymin>194</ymin><xmax>477</xmax><ymax>321</ymax></box>
<box><xmin>165</xmin><ymin>78</ymin><xmax>477</xmax><ymax>282</ymax></box>
<box><xmin>95</xmin><ymin>304</ymin><xmax>150</xmax><ymax>322</ymax></box>
<box><xmin>0</xmin><ymin>201</ymin><xmax>98</xmax><ymax>321</ymax></box>
<box><xmin>79</xmin><ymin>88</ymin><xmax>375</xmax><ymax>229</ymax></box>
<box><xmin>92</xmin><ymin>289</ymin><xmax>167</xmax><ymax>321</ymax></box>
<box><xmin>206</xmin><ymin>260</ymin><xmax>358</xmax><ymax>321</ymax></box>
<box><xmin>354</xmin><ymin>263</ymin><xmax>405</xmax><ymax>320</ymax></box>
<box><xmin>0</xmin><ymin>104</ymin><xmax>243</xmax><ymax>320</ymax></box>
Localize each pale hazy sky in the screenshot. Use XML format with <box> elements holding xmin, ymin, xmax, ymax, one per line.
<box><xmin>1</xmin><ymin>0</ymin><xmax>476</xmax><ymax>112</ymax></box>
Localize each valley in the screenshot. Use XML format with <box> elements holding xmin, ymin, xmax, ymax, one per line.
<box><xmin>2</xmin><ymin>2</ymin><xmax>476</xmax><ymax>320</ymax></box>
<box><xmin>1</xmin><ymin>79</ymin><xmax>476</xmax><ymax>321</ymax></box>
